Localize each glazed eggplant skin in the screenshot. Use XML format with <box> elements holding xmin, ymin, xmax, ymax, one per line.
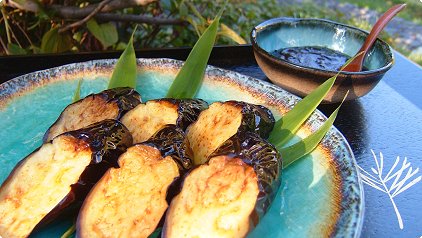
<box><xmin>172</xmin><ymin>98</ymin><xmax>208</xmax><ymax>131</ymax></box>
<box><xmin>121</xmin><ymin>98</ymin><xmax>208</xmax><ymax>143</ymax></box>
<box><xmin>43</xmin><ymin>87</ymin><xmax>141</xmax><ymax>142</ymax></box>
<box><xmin>39</xmin><ymin>119</ymin><xmax>133</xmax><ymax>225</ymax></box>
<box><xmin>210</xmin><ymin>131</ymin><xmax>281</xmax><ymax>218</ymax></box>
<box><xmin>151</xmin><ymin>98</ymin><xmax>208</xmax><ymax>131</ymax></box>
<box><xmin>77</xmin><ymin>125</ymin><xmax>192</xmax><ymax>238</ymax></box>
<box><xmin>143</xmin><ymin>124</ymin><xmax>193</xmax><ymax>171</ymax></box>
<box><xmin>0</xmin><ymin>119</ymin><xmax>132</xmax><ymax>238</ymax></box>
<box><xmin>162</xmin><ymin>156</ymin><xmax>259</xmax><ymax>238</ymax></box>
<box><xmin>226</xmin><ymin>100</ymin><xmax>275</xmax><ymax>139</ymax></box>
<box><xmin>97</xmin><ymin>87</ymin><xmax>142</xmax><ymax>118</ymax></box>
<box><xmin>187</xmin><ymin>101</ymin><xmax>275</xmax><ymax>165</ymax></box>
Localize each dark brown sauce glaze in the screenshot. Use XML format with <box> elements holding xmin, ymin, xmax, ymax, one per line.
<box><xmin>271</xmin><ymin>46</ymin><xmax>366</xmax><ymax>71</ymax></box>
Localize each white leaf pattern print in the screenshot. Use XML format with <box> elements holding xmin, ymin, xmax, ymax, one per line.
<box><xmin>358</xmin><ymin>150</ymin><xmax>421</xmax><ymax>230</ymax></box>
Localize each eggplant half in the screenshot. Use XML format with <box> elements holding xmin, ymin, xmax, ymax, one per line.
<box><xmin>0</xmin><ymin>119</ymin><xmax>132</xmax><ymax>238</ymax></box>
<box><xmin>77</xmin><ymin>125</ymin><xmax>192</xmax><ymax>238</ymax></box>
<box><xmin>186</xmin><ymin>101</ymin><xmax>275</xmax><ymax>165</ymax></box>
<box><xmin>162</xmin><ymin>156</ymin><xmax>259</xmax><ymax>238</ymax></box>
<box><xmin>43</xmin><ymin>87</ymin><xmax>141</xmax><ymax>142</ymax></box>
<box><xmin>211</xmin><ymin>131</ymin><xmax>281</xmax><ymax>218</ymax></box>
<box><xmin>121</xmin><ymin>98</ymin><xmax>207</xmax><ymax>143</ymax></box>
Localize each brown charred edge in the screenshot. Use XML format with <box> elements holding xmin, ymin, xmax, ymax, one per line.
<box><xmin>142</xmin><ymin>124</ymin><xmax>194</xmax><ymax>208</ymax></box>
<box><xmin>154</xmin><ymin>98</ymin><xmax>208</xmax><ymax>131</ymax></box>
<box><xmin>210</xmin><ymin>131</ymin><xmax>281</xmax><ymax>220</ymax></box>
<box><xmin>42</xmin><ymin>87</ymin><xmax>141</xmax><ymax>142</ymax></box>
<box><xmin>36</xmin><ymin>119</ymin><xmax>133</xmax><ymax>228</ymax></box>
<box><xmin>226</xmin><ymin>101</ymin><xmax>275</xmax><ymax>139</ymax></box>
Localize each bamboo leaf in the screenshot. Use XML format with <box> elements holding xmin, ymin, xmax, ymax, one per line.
<box><xmin>72</xmin><ymin>79</ymin><xmax>83</xmax><ymax>102</ymax></box>
<box><xmin>268</xmin><ymin>53</ymin><xmax>362</xmax><ymax>148</ymax></box>
<box><xmin>280</xmin><ymin>96</ymin><xmax>344</xmax><ymax>168</ymax></box>
<box><xmin>166</xmin><ymin>3</ymin><xmax>226</xmax><ymax>99</ymax></box>
<box><xmin>107</xmin><ymin>27</ymin><xmax>137</xmax><ymax>89</ymax></box>
<box><xmin>148</xmin><ymin>227</ymin><xmax>162</xmax><ymax>238</ymax></box>
<box><xmin>60</xmin><ymin>224</ymin><xmax>75</xmax><ymax>238</ymax></box>
<box><xmin>218</xmin><ymin>23</ymin><xmax>247</xmax><ymax>44</ymax></box>
<box><xmin>268</xmin><ymin>74</ymin><xmax>337</xmax><ymax>148</ymax></box>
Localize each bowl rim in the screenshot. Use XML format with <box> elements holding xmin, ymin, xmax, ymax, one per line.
<box><xmin>250</xmin><ymin>17</ymin><xmax>394</xmax><ymax>76</ymax></box>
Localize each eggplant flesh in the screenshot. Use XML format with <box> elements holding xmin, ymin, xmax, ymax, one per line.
<box><xmin>0</xmin><ymin>120</ymin><xmax>132</xmax><ymax>238</ymax></box>
<box><xmin>43</xmin><ymin>87</ymin><xmax>141</xmax><ymax>142</ymax></box>
<box><xmin>210</xmin><ymin>131</ymin><xmax>281</xmax><ymax>218</ymax></box>
<box><xmin>162</xmin><ymin>156</ymin><xmax>259</xmax><ymax>238</ymax></box>
<box><xmin>77</xmin><ymin>144</ymin><xmax>180</xmax><ymax>238</ymax></box>
<box><xmin>121</xmin><ymin>98</ymin><xmax>207</xmax><ymax>144</ymax></box>
<box><xmin>0</xmin><ymin>136</ymin><xmax>92</xmax><ymax>238</ymax></box>
<box><xmin>187</xmin><ymin>101</ymin><xmax>275</xmax><ymax>165</ymax></box>
<box><xmin>77</xmin><ymin>124</ymin><xmax>192</xmax><ymax>238</ymax></box>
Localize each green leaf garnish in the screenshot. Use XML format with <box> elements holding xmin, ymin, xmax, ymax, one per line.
<box><xmin>166</xmin><ymin>2</ymin><xmax>226</xmax><ymax>99</ymax></box>
<box><xmin>268</xmin><ymin>52</ymin><xmax>361</xmax><ymax>149</ymax></box>
<box><xmin>72</xmin><ymin>79</ymin><xmax>83</xmax><ymax>102</ymax></box>
<box><xmin>268</xmin><ymin>74</ymin><xmax>337</xmax><ymax>148</ymax></box>
<box><xmin>280</xmin><ymin>93</ymin><xmax>347</xmax><ymax>168</ymax></box>
<box><xmin>107</xmin><ymin>27</ymin><xmax>138</xmax><ymax>89</ymax></box>
<box><xmin>60</xmin><ymin>224</ymin><xmax>75</xmax><ymax>238</ymax></box>
<box><xmin>148</xmin><ymin>227</ymin><xmax>163</xmax><ymax>238</ymax></box>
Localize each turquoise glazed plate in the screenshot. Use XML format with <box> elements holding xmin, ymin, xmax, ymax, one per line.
<box><xmin>0</xmin><ymin>58</ymin><xmax>363</xmax><ymax>238</ymax></box>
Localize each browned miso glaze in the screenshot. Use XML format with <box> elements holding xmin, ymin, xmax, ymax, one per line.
<box><xmin>271</xmin><ymin>46</ymin><xmax>365</xmax><ymax>71</ymax></box>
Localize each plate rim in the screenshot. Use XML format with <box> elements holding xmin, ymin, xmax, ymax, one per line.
<box><xmin>0</xmin><ymin>57</ymin><xmax>364</xmax><ymax>238</ymax></box>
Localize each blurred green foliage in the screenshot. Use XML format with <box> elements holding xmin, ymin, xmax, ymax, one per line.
<box><xmin>0</xmin><ymin>0</ymin><xmax>420</xmax><ymax>65</ymax></box>
<box><xmin>339</xmin><ymin>0</ymin><xmax>422</xmax><ymax>25</ymax></box>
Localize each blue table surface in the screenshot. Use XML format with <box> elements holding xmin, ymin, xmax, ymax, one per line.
<box><xmin>1</xmin><ymin>46</ymin><xmax>421</xmax><ymax>237</ymax></box>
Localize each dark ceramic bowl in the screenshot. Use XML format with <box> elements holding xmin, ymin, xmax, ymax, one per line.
<box><xmin>251</xmin><ymin>17</ymin><xmax>394</xmax><ymax>103</ymax></box>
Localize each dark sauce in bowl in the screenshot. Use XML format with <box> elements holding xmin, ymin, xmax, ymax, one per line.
<box><xmin>271</xmin><ymin>46</ymin><xmax>365</xmax><ymax>71</ymax></box>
